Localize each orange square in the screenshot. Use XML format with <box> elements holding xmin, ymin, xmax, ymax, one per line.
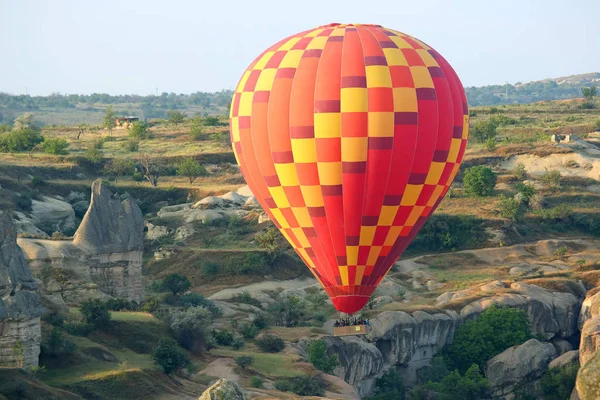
<box><xmin>368</xmin><ymin>88</ymin><xmax>394</xmax><ymax>112</ymax></box>
<box><xmin>316</xmin><ymin>138</ymin><xmax>341</xmax><ymax>162</ymax></box>
<box><xmin>341</xmin><ymin>112</ymin><xmax>368</xmax><ymax>137</ymax></box>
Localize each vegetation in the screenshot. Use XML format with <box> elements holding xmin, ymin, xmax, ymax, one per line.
<box><xmin>463</xmin><ymin>166</ymin><xmax>497</xmax><ymax>197</ymax></box>
<box><xmin>79</xmin><ymin>299</ymin><xmax>111</xmax><ymax>329</ymax></box>
<box><xmin>268</xmin><ymin>294</ymin><xmax>306</xmax><ymax>327</ymax></box>
<box><xmin>103</xmin><ymin>106</ymin><xmax>116</xmax><ymax>134</ymax></box>
<box><xmin>128</xmin><ymin>121</ymin><xmax>150</xmax><ymax>140</ymax></box>
<box><xmin>256</xmin><ymin>334</ymin><xmax>285</xmax><ymax>353</ymax></box>
<box><xmin>235</xmin><ymin>355</ymin><xmax>254</xmax><ymax>369</ymax></box>
<box><xmin>151</xmin><ymin>338</ymin><xmax>189</xmax><ymax>374</ymax></box>
<box><xmin>167</xmin><ymin>110</ymin><xmax>186</xmax><ymax>126</ymax></box>
<box><xmin>274</xmin><ymin>375</ymin><xmax>326</xmax><ymax>397</ymax></box>
<box><xmin>308</xmin><ymin>340</ymin><xmax>339</xmax><ymax>374</ymax></box>
<box><xmin>168</xmin><ymin>306</ymin><xmax>214</xmax><ymax>355</ymax></box>
<box><xmin>367</xmin><ymin>368</ymin><xmax>405</xmax><ymax>400</ymax></box>
<box><xmin>176</xmin><ymin>158</ymin><xmax>207</xmax><ymax>184</ymax></box>
<box><xmin>540</xmin><ymin>365</ymin><xmax>578</xmax><ymax>400</ymax></box>
<box><xmin>41</xmin><ymin>137</ymin><xmax>69</xmax><ymax>155</ymax></box>
<box><xmin>161</xmin><ymin>273</ymin><xmax>191</xmax><ymax>295</ymax></box>
<box><xmin>497</xmin><ymin>195</ymin><xmax>522</xmax><ymax>220</ymax></box>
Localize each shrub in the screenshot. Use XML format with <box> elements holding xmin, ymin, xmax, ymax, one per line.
<box><xmin>268</xmin><ymin>294</ymin><xmax>306</xmax><ymax>327</ymax></box>
<box><xmin>541</xmin><ymin>169</ymin><xmax>561</xmax><ymax>191</ymax></box>
<box><xmin>255</xmin><ymin>228</ymin><xmax>283</xmax><ymax>267</ymax></box>
<box><xmin>41</xmin><ymin>138</ymin><xmax>69</xmax><ymax>155</ymax></box>
<box><xmin>178</xmin><ymin>293</ymin><xmax>220</xmax><ymax>316</ymax></box>
<box><xmin>250</xmin><ymin>376</ymin><xmax>264</xmax><ymax>388</ymax></box>
<box><xmin>445</xmin><ymin>305</ymin><xmax>531</xmax><ymax>372</ymax></box>
<box><xmin>308</xmin><ymin>340</ymin><xmax>339</xmax><ymax>374</ymax></box>
<box><xmin>554</xmin><ymin>246</ymin><xmax>568</xmax><ymax>258</ymax></box>
<box><xmin>132</xmin><ymin>171</ymin><xmax>144</xmax><ymax>183</ymax></box>
<box><xmin>514</xmin><ymin>163</ymin><xmax>527</xmax><ymax>180</ymax></box>
<box><xmin>0</xmin><ymin>128</ymin><xmax>44</xmax><ymax>152</ymax></box>
<box><xmin>470</xmin><ymin>119</ymin><xmax>499</xmax><ymax>143</ymax></box>
<box><xmin>484</xmin><ymin>137</ymin><xmax>496</xmax><ymax>151</ymax></box>
<box><xmin>152</xmin><ymin>337</ymin><xmax>189</xmax><ymax>374</ymax></box>
<box><xmin>177</xmin><ymin>158</ymin><xmax>208</xmax><ymax>184</ymax></box>
<box><xmin>80</xmin><ymin>299</ymin><xmax>111</xmax><ymax>328</ymax></box>
<box><xmin>231</xmin><ymin>336</ymin><xmax>245</xmax><ymax>350</ymax></box>
<box><xmin>593</xmin><ymin>120</ymin><xmax>600</xmax><ymax>132</ymax></box>
<box><xmin>540</xmin><ymin>365</ymin><xmax>578</xmax><ymax>400</ymax></box>
<box><xmin>203</xmin><ymin>116</ymin><xmax>220</xmax><ymax>126</ymax></box>
<box><xmin>369</xmin><ymin>368</ymin><xmax>405</xmax><ymax>400</ymax></box>
<box><xmin>190</xmin><ymin>116</ymin><xmax>205</xmax><ymax>140</ymax></box>
<box><xmin>63</xmin><ymin>320</ymin><xmax>93</xmax><ymax>336</ymax></box>
<box><xmin>497</xmin><ymin>195</ymin><xmax>522</xmax><ymax>220</ymax></box>
<box><xmin>128</xmin><ymin>121</ymin><xmax>150</xmax><ymax>139</ymax></box>
<box><xmin>210</xmin><ymin>131</ymin><xmax>230</xmax><ymax>145</ymax></box>
<box><xmin>234</xmin><ymin>291</ymin><xmax>261</xmax><ymax>307</ymax></box>
<box><xmin>424</xmin><ymin>364</ymin><xmax>488</xmax><ymax>400</ymax></box>
<box><xmin>31</xmin><ymin>176</ymin><xmax>46</xmax><ymax>187</ymax></box>
<box><xmin>252</xmin><ymin>312</ymin><xmax>268</xmax><ymax>329</ymax></box>
<box><xmin>214</xmin><ymin>330</ymin><xmax>234</xmax><ymax>346</ymax></box>
<box><xmin>86</xmin><ymin>146</ymin><xmax>103</xmax><ymax>163</ymax></box>
<box><xmin>256</xmin><ymin>334</ymin><xmax>285</xmax><ymax>353</ymax></box>
<box><xmin>43</xmin><ymin>327</ymin><xmax>75</xmax><ymax>357</ymax></box>
<box><xmin>275</xmin><ymin>375</ymin><xmax>326</xmax><ymax>397</ymax></box>
<box><xmin>239</xmin><ymin>323</ymin><xmax>259</xmax><ymax>339</ymax></box>
<box><xmin>142</xmin><ymin>296</ymin><xmax>161</xmax><ymax>313</ymax></box>
<box><xmin>235</xmin><ymin>355</ymin><xmax>254</xmax><ymax>369</ymax></box>
<box><xmin>125</xmin><ymin>140</ymin><xmax>139</xmax><ymax>152</ymax></box>
<box><xmin>200</xmin><ymin>261</ymin><xmax>220</xmax><ymax>278</ymax></box>
<box><xmin>169</xmin><ymin>306</ymin><xmax>214</xmax><ymax>354</ymax></box>
<box><xmin>408</xmin><ymin>214</ymin><xmax>487</xmax><ymax>252</ymax></box>
<box><xmin>162</xmin><ymin>273</ymin><xmax>191</xmax><ymax>295</ymax></box>
<box><xmin>463</xmin><ymin>166</ymin><xmax>497</xmax><ymax>197</ymax></box>
<box><xmin>515</xmin><ymin>182</ymin><xmax>536</xmax><ymax>203</ymax></box>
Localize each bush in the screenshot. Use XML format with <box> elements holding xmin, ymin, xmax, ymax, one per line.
<box><xmin>408</xmin><ymin>214</ymin><xmax>487</xmax><ymax>252</ymax></box>
<box><xmin>200</xmin><ymin>261</ymin><xmax>220</xmax><ymax>278</ymax></box>
<box><xmin>169</xmin><ymin>306</ymin><xmax>213</xmax><ymax>355</ymax></box>
<box><xmin>250</xmin><ymin>376</ymin><xmax>264</xmax><ymax>388</ymax></box>
<box><xmin>214</xmin><ymin>330</ymin><xmax>234</xmax><ymax>346</ymax></box>
<box><xmin>125</xmin><ymin>140</ymin><xmax>139</xmax><ymax>152</ymax></box>
<box><xmin>162</xmin><ymin>273</ymin><xmax>191</xmax><ymax>295</ymax></box>
<box><xmin>256</xmin><ymin>334</ymin><xmax>285</xmax><ymax>353</ymax></box>
<box><xmin>203</xmin><ymin>116</ymin><xmax>221</xmax><ymax>126</ymax></box>
<box><xmin>423</xmin><ymin>364</ymin><xmax>488</xmax><ymax>400</ymax></box>
<box><xmin>0</xmin><ymin>128</ymin><xmax>44</xmax><ymax>152</ymax></box>
<box><xmin>484</xmin><ymin>137</ymin><xmax>496</xmax><ymax>151</ymax></box>
<box><xmin>445</xmin><ymin>305</ymin><xmax>531</xmax><ymax>372</ymax></box>
<box><xmin>63</xmin><ymin>320</ymin><xmax>93</xmax><ymax>336</ymax></box>
<box><xmin>178</xmin><ymin>293</ymin><xmax>221</xmax><ymax>316</ymax></box>
<box><xmin>368</xmin><ymin>368</ymin><xmax>405</xmax><ymax>400</ymax></box>
<box><xmin>31</xmin><ymin>176</ymin><xmax>46</xmax><ymax>187</ymax></box>
<box><xmin>128</xmin><ymin>121</ymin><xmax>150</xmax><ymax>139</ymax></box>
<box><xmin>43</xmin><ymin>327</ymin><xmax>76</xmax><ymax>357</ymax></box>
<box><xmin>268</xmin><ymin>294</ymin><xmax>306</xmax><ymax>327</ymax></box>
<box><xmin>497</xmin><ymin>195</ymin><xmax>522</xmax><ymax>220</ymax></box>
<box><xmin>41</xmin><ymin>138</ymin><xmax>69</xmax><ymax>155</ymax></box>
<box><xmin>231</xmin><ymin>336</ymin><xmax>245</xmax><ymax>350</ymax></box>
<box><xmin>540</xmin><ymin>365</ymin><xmax>578</xmax><ymax>400</ymax></box>
<box><xmin>308</xmin><ymin>340</ymin><xmax>339</xmax><ymax>374</ymax></box>
<box><xmin>142</xmin><ymin>296</ymin><xmax>161</xmax><ymax>313</ymax></box>
<box><xmin>463</xmin><ymin>166</ymin><xmax>497</xmax><ymax>197</ymax></box>
<box><xmin>514</xmin><ymin>163</ymin><xmax>527</xmax><ymax>180</ymax></box>
<box><xmin>239</xmin><ymin>323</ymin><xmax>259</xmax><ymax>339</ymax></box>
<box><xmin>132</xmin><ymin>171</ymin><xmax>144</xmax><ymax>183</ymax></box>
<box><xmin>275</xmin><ymin>375</ymin><xmax>326</xmax><ymax>397</ymax></box>
<box><xmin>177</xmin><ymin>158</ymin><xmax>208</xmax><ymax>184</ymax></box>
<box><xmin>541</xmin><ymin>169</ymin><xmax>561</xmax><ymax>190</ymax></box>
<box><xmin>152</xmin><ymin>337</ymin><xmax>189</xmax><ymax>374</ymax></box>
<box><xmin>79</xmin><ymin>299</ymin><xmax>111</xmax><ymax>328</ymax></box>
<box><xmin>86</xmin><ymin>146</ymin><xmax>103</xmax><ymax>163</ymax></box>
<box><xmin>594</xmin><ymin>120</ymin><xmax>600</xmax><ymax>132</ymax></box>
<box><xmin>235</xmin><ymin>355</ymin><xmax>254</xmax><ymax>369</ymax></box>
<box><xmin>470</xmin><ymin>119</ymin><xmax>499</xmax><ymax>143</ymax></box>
<box><xmin>190</xmin><ymin>116</ymin><xmax>205</xmax><ymax>140</ymax></box>
<box><xmin>234</xmin><ymin>291</ymin><xmax>261</xmax><ymax>307</ymax></box>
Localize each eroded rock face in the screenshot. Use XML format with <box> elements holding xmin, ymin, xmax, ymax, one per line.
<box><xmin>577</xmin><ymin>348</ymin><xmax>600</xmax><ymax>400</ymax></box>
<box><xmin>31</xmin><ymin>196</ymin><xmax>76</xmax><ymax>234</ymax></box>
<box><xmin>578</xmin><ymin>290</ymin><xmax>600</xmax><ymax>366</ymax></box>
<box><xmin>485</xmin><ymin>339</ymin><xmax>556</xmax><ymax>398</ymax></box>
<box><xmin>198</xmin><ymin>378</ymin><xmax>246</xmax><ymax>400</ymax></box>
<box><xmin>0</xmin><ymin>211</ymin><xmax>43</xmax><ymax>368</ymax></box>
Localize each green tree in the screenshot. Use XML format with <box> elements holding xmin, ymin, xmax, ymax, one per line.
<box><xmin>514</xmin><ymin>163</ymin><xmax>527</xmax><ymax>180</ymax></box>
<box><xmin>128</xmin><ymin>121</ymin><xmax>149</xmax><ymax>139</ymax></box>
<box><xmin>445</xmin><ymin>306</ymin><xmax>532</xmax><ymax>372</ymax></box>
<box><xmin>203</xmin><ymin>116</ymin><xmax>220</xmax><ymax>126</ymax></box>
<box><xmin>268</xmin><ymin>294</ymin><xmax>305</xmax><ymax>327</ymax></box>
<box><xmin>190</xmin><ymin>116</ymin><xmax>205</xmax><ymax>140</ymax></box>
<box><xmin>0</xmin><ymin>113</ymin><xmax>44</xmax><ymax>152</ymax></box>
<box><xmin>463</xmin><ymin>166</ymin><xmax>497</xmax><ymax>197</ymax></box>
<box><xmin>515</xmin><ymin>182</ymin><xmax>536</xmax><ymax>203</ymax></box>
<box><xmin>80</xmin><ymin>299</ymin><xmax>111</xmax><ymax>328</ymax></box>
<box><xmin>540</xmin><ymin>365</ymin><xmax>579</xmax><ymax>400</ymax></box>
<box><xmin>256</xmin><ymin>334</ymin><xmax>285</xmax><ymax>353</ymax></box>
<box><xmin>497</xmin><ymin>195</ymin><xmax>522</xmax><ymax>220</ymax></box>
<box><xmin>103</xmin><ymin>106</ymin><xmax>116</xmax><ymax>135</ymax></box>
<box><xmin>541</xmin><ymin>169</ymin><xmax>561</xmax><ymax>191</ymax></box>
<box><xmin>235</xmin><ymin>355</ymin><xmax>254</xmax><ymax>369</ymax></box>
<box><xmin>151</xmin><ymin>337</ymin><xmax>189</xmax><ymax>374</ymax></box>
<box><xmin>308</xmin><ymin>340</ymin><xmax>339</xmax><ymax>374</ymax></box>
<box><xmin>169</xmin><ymin>306</ymin><xmax>214</xmax><ymax>354</ymax></box>
<box><xmin>103</xmin><ymin>158</ymin><xmax>134</xmax><ymax>182</ymax></box>
<box><xmin>424</xmin><ymin>364</ymin><xmax>488</xmax><ymax>400</ymax></box>
<box><xmin>167</xmin><ymin>110</ymin><xmax>186</xmax><ymax>126</ymax></box>
<box><xmin>255</xmin><ymin>228</ymin><xmax>283</xmax><ymax>267</ymax></box>
<box><xmin>470</xmin><ymin>118</ymin><xmax>499</xmax><ymax>143</ymax></box>
<box><xmin>177</xmin><ymin>158</ymin><xmax>207</xmax><ymax>184</ymax></box>
<box><xmin>41</xmin><ymin>138</ymin><xmax>69</xmax><ymax>155</ymax></box>
<box><xmin>582</xmin><ymin>86</ymin><xmax>597</xmax><ymax>102</ymax></box>
<box><xmin>162</xmin><ymin>273</ymin><xmax>191</xmax><ymax>295</ymax></box>
<box><xmin>369</xmin><ymin>368</ymin><xmax>405</xmax><ymax>400</ymax></box>
<box><xmin>86</xmin><ymin>145</ymin><xmax>103</xmax><ymax>163</ymax></box>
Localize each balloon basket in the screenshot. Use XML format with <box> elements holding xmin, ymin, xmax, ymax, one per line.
<box><xmin>333</xmin><ymin>324</ymin><xmax>369</xmax><ymax>337</ymax></box>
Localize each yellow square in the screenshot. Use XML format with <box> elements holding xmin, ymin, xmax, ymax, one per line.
<box><xmin>368</xmin><ymin>112</ymin><xmax>394</xmax><ymax>137</ymax></box>
<box><xmin>359</xmin><ymin>226</ymin><xmax>377</xmax><ymax>246</ymax></box>
<box><xmin>291</xmin><ymin>227</ymin><xmax>310</xmax><ymax>247</ymax></box>
<box><xmin>425</xmin><ymin>162</ymin><xmax>445</xmax><ymax>185</ymax></box>
<box><xmin>291</xmin><ymin>138</ymin><xmax>317</xmax><ymax>163</ymax></box>
<box><xmin>378</xmin><ymin>205</ymin><xmax>398</xmax><ymax>226</ymax></box>
<box><xmin>238</xmin><ymin>92</ymin><xmax>254</xmax><ymax>116</ymax></box>
<box><xmin>393</xmin><ymin>88</ymin><xmax>418</xmax><ymax>112</ymax></box>
<box><xmin>254</xmin><ymin>51</ymin><xmax>275</xmax><ymax>70</ymax></box>
<box><xmin>416</xmin><ymin>49</ymin><xmax>438</xmax><ymax>67</ymax></box>
<box><xmin>427</xmin><ymin>185</ymin><xmax>445</xmax><ymax>207</ymax></box>
<box><xmin>306</xmin><ymin>36</ymin><xmax>327</xmax><ymax>49</ymax></box>
<box><xmin>270</xmin><ymin>208</ymin><xmax>289</xmax><ymax>228</ymax></box>
<box><xmin>400</xmin><ymin>184</ymin><xmax>422</xmax><ymax>206</ymax></box>
<box><xmin>341</xmin><ymin>88</ymin><xmax>368</xmax><ymax>112</ymax></box>
<box><xmin>274</xmin><ymin>163</ymin><xmax>299</xmax><ymax>187</ymax></box>
<box><xmin>339</xmin><ymin>265</ymin><xmax>349</xmax><ymax>286</ymax></box>
<box><xmin>346</xmin><ymin>246</ymin><xmax>358</xmax><ymax>266</ymax></box>
<box><xmin>317</xmin><ymin>162</ymin><xmax>342</xmax><ymax>185</ymax></box>
<box><xmin>405</xmin><ymin>206</ymin><xmax>425</xmax><ymax>227</ymax></box>
<box><xmin>279</xmin><ymin>37</ymin><xmax>301</xmax><ymax>51</ymax></box>
<box><xmin>270</xmin><ymin>187</ymin><xmax>291</xmax><ymax>209</ymax></box>
<box><xmin>255</xmin><ymin>69</ymin><xmax>277</xmax><ymax>91</ymax></box>
<box><xmin>280</xmin><ymin>50</ymin><xmax>304</xmax><ymax>68</ymax></box>
<box><xmin>230</xmin><ymin>118</ymin><xmax>240</xmax><ymax>142</ymax></box>
<box><xmin>235</xmin><ymin>70</ymin><xmax>252</xmax><ymax>92</ymax></box>
<box><xmin>341</xmin><ymin>137</ymin><xmax>367</xmax><ymax>162</ymax></box>
<box><xmin>355</xmin><ymin>265</ymin><xmax>366</xmax><ymax>285</ymax></box>
<box><xmin>306</xmin><ymin>28</ymin><xmax>325</xmax><ymax>37</ymax></box>
<box><xmin>410</xmin><ymin>66</ymin><xmax>434</xmax><ymax>88</ymax></box>
<box><xmin>463</xmin><ymin>116</ymin><xmax>470</xmax><ymax>139</ymax></box>
<box><xmin>383</xmin><ymin>48</ymin><xmax>408</xmax><ymax>66</ymax></box>
<box><xmin>292</xmin><ymin>207</ymin><xmax>313</xmax><ymax>227</ymax></box>
<box><xmin>366</xmin><ymin>66</ymin><xmax>392</xmax><ymax>87</ymax></box>
<box><xmin>447</xmin><ymin>138</ymin><xmax>461</xmax><ymax>163</ymax></box>
<box><xmin>300</xmin><ymin>185</ymin><xmax>324</xmax><ymax>207</ymax></box>
<box><xmin>390</xmin><ymin>36</ymin><xmax>412</xmax><ymax>49</ymax></box>
<box><xmin>384</xmin><ymin>226</ymin><xmax>402</xmax><ymax>246</ymax></box>
<box><xmin>315</xmin><ymin>113</ymin><xmax>341</xmax><ymax>138</ymax></box>
<box><xmin>367</xmin><ymin>246</ymin><xmax>382</xmax><ymax>265</ymax></box>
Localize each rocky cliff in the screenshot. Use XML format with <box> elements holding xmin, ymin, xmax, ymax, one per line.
<box><xmin>0</xmin><ymin>211</ymin><xmax>44</xmax><ymax>368</ymax></box>
<box><xmin>17</xmin><ymin>180</ymin><xmax>145</xmax><ymax>305</ymax></box>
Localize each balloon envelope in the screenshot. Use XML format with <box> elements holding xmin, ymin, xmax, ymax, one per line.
<box><xmin>230</xmin><ymin>23</ymin><xmax>469</xmax><ymax>314</ymax></box>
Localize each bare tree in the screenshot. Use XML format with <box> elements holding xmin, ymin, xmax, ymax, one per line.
<box><xmin>139</xmin><ymin>154</ymin><xmax>161</xmax><ymax>187</ymax></box>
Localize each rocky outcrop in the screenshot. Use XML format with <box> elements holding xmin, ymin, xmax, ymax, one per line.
<box><xmin>485</xmin><ymin>339</ymin><xmax>556</xmax><ymax>398</ymax></box>
<box><xmin>31</xmin><ymin>196</ymin><xmax>76</xmax><ymax>234</ymax></box>
<box><xmin>577</xmin><ymin>349</ymin><xmax>600</xmax><ymax>400</ymax></box>
<box><xmin>198</xmin><ymin>378</ymin><xmax>246</xmax><ymax>400</ymax></box>
<box><xmin>18</xmin><ymin>180</ymin><xmax>145</xmax><ymax>304</ymax></box>
<box><xmin>549</xmin><ymin>350</ymin><xmax>579</xmax><ymax>369</ymax></box>
<box><xmin>578</xmin><ymin>290</ymin><xmax>600</xmax><ymax>365</ymax></box>
<box><xmin>0</xmin><ymin>211</ymin><xmax>44</xmax><ymax>368</ymax></box>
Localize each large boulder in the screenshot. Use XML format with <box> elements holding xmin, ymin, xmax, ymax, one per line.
<box><xmin>485</xmin><ymin>339</ymin><xmax>557</xmax><ymax>398</ymax></box>
<box><xmin>577</xmin><ymin>349</ymin><xmax>600</xmax><ymax>400</ymax></box>
<box><xmin>0</xmin><ymin>211</ymin><xmax>44</xmax><ymax>368</ymax></box>
<box><xmin>31</xmin><ymin>196</ymin><xmax>76</xmax><ymax>234</ymax></box>
<box><xmin>198</xmin><ymin>378</ymin><xmax>245</xmax><ymax>400</ymax></box>
<box><xmin>580</xmin><ymin>316</ymin><xmax>600</xmax><ymax>366</ymax></box>
<box><xmin>549</xmin><ymin>350</ymin><xmax>579</xmax><ymax>369</ymax></box>
<box><xmin>73</xmin><ymin>180</ymin><xmax>144</xmax><ymax>254</ymax></box>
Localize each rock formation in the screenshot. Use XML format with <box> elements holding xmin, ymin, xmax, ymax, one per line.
<box><xmin>0</xmin><ymin>211</ymin><xmax>44</xmax><ymax>368</ymax></box>
<box><xmin>578</xmin><ymin>290</ymin><xmax>600</xmax><ymax>365</ymax></box>
<box><xmin>198</xmin><ymin>378</ymin><xmax>246</xmax><ymax>400</ymax></box>
<box><xmin>17</xmin><ymin>180</ymin><xmax>145</xmax><ymax>305</ymax></box>
<box><xmin>30</xmin><ymin>195</ymin><xmax>76</xmax><ymax>234</ymax></box>
<box><xmin>576</xmin><ymin>348</ymin><xmax>600</xmax><ymax>400</ymax></box>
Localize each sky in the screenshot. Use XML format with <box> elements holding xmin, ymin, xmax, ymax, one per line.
<box><xmin>1</xmin><ymin>0</ymin><xmax>599</xmax><ymax>96</ymax></box>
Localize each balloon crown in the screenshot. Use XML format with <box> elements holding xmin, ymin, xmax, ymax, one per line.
<box><xmin>319</xmin><ymin>23</ymin><xmax>383</xmax><ymax>28</ymax></box>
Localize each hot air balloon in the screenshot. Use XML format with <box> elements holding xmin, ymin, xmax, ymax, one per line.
<box><xmin>229</xmin><ymin>23</ymin><xmax>469</xmax><ymax>316</ymax></box>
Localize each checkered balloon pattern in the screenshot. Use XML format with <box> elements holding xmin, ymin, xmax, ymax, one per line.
<box><xmin>230</xmin><ymin>23</ymin><xmax>469</xmax><ymax>314</ymax></box>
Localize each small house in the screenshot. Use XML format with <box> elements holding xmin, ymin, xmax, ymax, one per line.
<box><xmin>114</xmin><ymin>116</ymin><xmax>139</xmax><ymax>128</ymax></box>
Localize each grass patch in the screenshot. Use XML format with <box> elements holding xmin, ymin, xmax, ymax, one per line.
<box><xmin>211</xmin><ymin>348</ymin><xmax>305</xmax><ymax>378</ymax></box>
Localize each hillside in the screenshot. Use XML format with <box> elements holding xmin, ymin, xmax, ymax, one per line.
<box><xmin>0</xmin><ymin>98</ymin><xmax>600</xmax><ymax>399</ymax></box>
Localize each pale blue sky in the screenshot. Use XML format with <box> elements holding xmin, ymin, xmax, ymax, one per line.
<box><xmin>1</xmin><ymin>0</ymin><xmax>598</xmax><ymax>96</ymax></box>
